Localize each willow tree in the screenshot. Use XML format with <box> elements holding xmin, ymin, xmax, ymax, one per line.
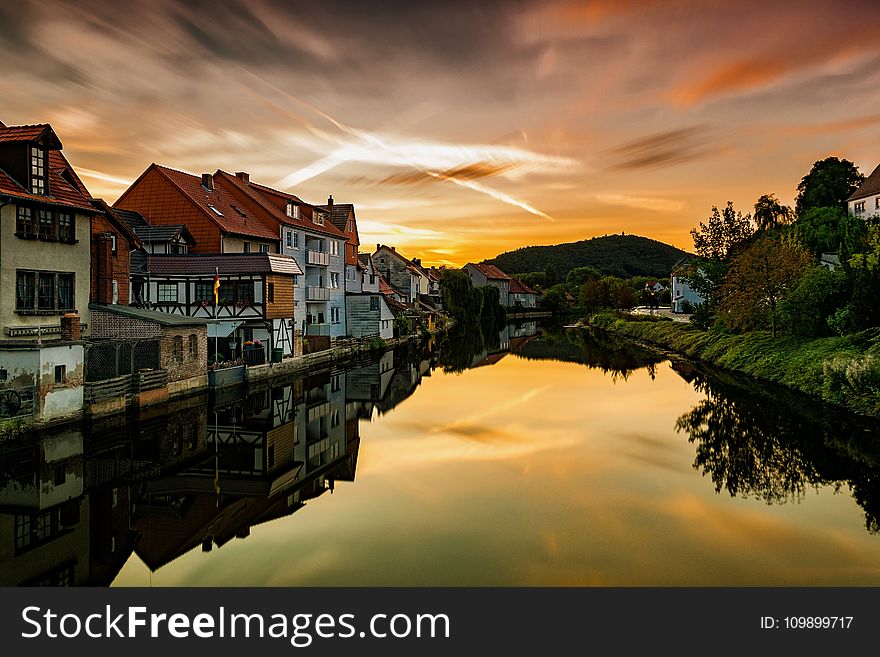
<box><xmin>719</xmin><ymin>235</ymin><xmax>812</xmax><ymax>337</ymax></box>
<box><xmin>753</xmin><ymin>193</ymin><xmax>794</xmax><ymax>231</ymax></box>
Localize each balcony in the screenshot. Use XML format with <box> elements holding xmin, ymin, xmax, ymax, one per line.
<box><xmin>305</xmin><ymin>286</ymin><xmax>330</xmax><ymax>301</ymax></box>
<box><xmin>305</xmin><ymin>323</ymin><xmax>330</xmax><ymax>336</ymax></box>
<box><xmin>307</xmin><ymin>250</ymin><xmax>330</xmax><ymax>266</ymax></box>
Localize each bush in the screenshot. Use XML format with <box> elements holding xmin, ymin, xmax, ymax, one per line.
<box><xmin>369</xmin><ymin>337</ymin><xmax>387</xmax><ymax>351</ymax></box>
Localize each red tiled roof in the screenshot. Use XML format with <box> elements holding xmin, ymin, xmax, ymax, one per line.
<box><xmin>467</xmin><ymin>262</ymin><xmax>510</xmax><ymax>280</ymax></box>
<box><xmin>240</xmin><ymin>177</ymin><xmax>346</xmax><ymax>239</ymax></box>
<box><xmin>146</xmin><ymin>253</ymin><xmax>303</xmax><ymax>276</ymax></box>
<box><xmin>508</xmin><ymin>278</ymin><xmax>537</xmax><ymax>295</ymax></box>
<box><xmin>0</xmin><ymin>123</ymin><xmax>60</xmax><ymax>145</ymax></box>
<box><xmin>316</xmin><ymin>202</ymin><xmax>354</xmax><ymax>232</ymax></box>
<box><xmin>0</xmin><ymin>125</ymin><xmax>93</xmax><ymax>211</ymax></box>
<box><xmin>151</xmin><ymin>165</ymin><xmax>280</xmax><ymax>240</ymax></box>
<box><xmin>849</xmin><ymin>162</ymin><xmax>880</xmax><ymax>202</ymax></box>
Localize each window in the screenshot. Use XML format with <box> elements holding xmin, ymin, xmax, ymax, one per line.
<box><xmin>172</xmin><ymin>335</ymin><xmax>184</xmax><ymax>362</ymax></box>
<box><xmin>855</xmin><ymin>201</ymin><xmax>866</xmax><ymax>213</ymax></box>
<box><xmin>188</xmin><ymin>334</ymin><xmax>198</xmax><ymax>359</ymax></box>
<box><xmin>876</xmin><ymin>197</ymin><xmax>880</xmax><ymax>210</ymax></box>
<box><xmin>218</xmin><ymin>282</ymin><xmax>234</xmax><ymax>304</ymax></box>
<box><xmin>286</xmin><ymin>202</ymin><xmax>299</xmax><ymax>218</ymax></box>
<box><xmin>54</xmin><ymin>463</ymin><xmax>66</xmax><ymax>486</ymax></box>
<box><xmin>0</xmin><ymin>369</ymin><xmax>6</xmax><ymax>382</ymax></box>
<box><xmin>237</xmin><ymin>282</ymin><xmax>254</xmax><ymax>304</ymax></box>
<box><xmin>331</xmin><ymin>307</ymin><xmax>340</xmax><ymax>323</ymax></box>
<box><xmin>260</xmin><ymin>244</ymin><xmax>269</xmax><ymax>253</ymax></box>
<box><xmin>16</xmin><ymin>271</ymin><xmax>36</xmax><ymax>310</ymax></box>
<box><xmin>313</xmin><ymin>212</ymin><xmax>324</xmax><ymax>226</ymax></box>
<box><xmin>16</xmin><ymin>206</ymin><xmax>36</xmax><ymax>237</ymax></box>
<box><xmin>369</xmin><ymin>274</ymin><xmax>376</xmax><ymax>285</ymax></box>
<box><xmin>330</xmin><ymin>240</ymin><xmax>339</xmax><ymax>256</ymax></box>
<box><xmin>54</xmin><ymin>365</ymin><xmax>66</xmax><ymax>385</ymax></box>
<box><xmin>370</xmin><ymin>296</ymin><xmax>380</xmax><ymax>312</ymax></box>
<box><xmin>195</xmin><ymin>281</ymin><xmax>213</xmax><ymax>303</ymax></box>
<box><xmin>58</xmin><ymin>213</ymin><xmax>75</xmax><ymax>242</ymax></box>
<box><xmin>207</xmin><ymin>204</ymin><xmax>224</xmax><ymax>217</ymax></box>
<box><xmin>293</xmin><ymin>232</ymin><xmax>299</xmax><ymax>248</ymax></box>
<box><xmin>158</xmin><ymin>283</ymin><xmax>178</xmax><ymax>302</ymax></box>
<box><xmin>38</xmin><ymin>273</ymin><xmax>55</xmax><ymax>309</ymax></box>
<box><xmin>331</xmin><ymin>409</ymin><xmax>340</xmax><ymax>428</ymax></box>
<box><xmin>331</xmin><ymin>272</ymin><xmax>340</xmax><ymax>288</ymax></box>
<box><xmin>109</xmin><ymin>233</ymin><xmax>117</xmax><ymax>254</ymax></box>
<box><xmin>331</xmin><ymin>375</ymin><xmax>341</xmax><ymax>392</ymax></box>
<box><xmin>243</xmin><ymin>242</ymin><xmax>251</xmax><ymax>253</ymax></box>
<box><xmin>39</xmin><ymin>209</ymin><xmax>55</xmax><ymax>240</ymax></box>
<box><xmin>30</xmin><ymin>146</ymin><xmax>46</xmax><ymax>195</ymax></box>
<box><xmin>286</xmin><ymin>232</ymin><xmax>292</xmax><ymax>247</ymax></box>
<box><xmin>267</xmin><ymin>282</ymin><xmax>275</xmax><ymax>303</ymax></box>
<box><xmin>57</xmin><ymin>274</ymin><xmax>74</xmax><ymax>310</ymax></box>
<box><xmin>231</xmin><ymin>205</ymin><xmax>247</xmax><ymax>217</ymax></box>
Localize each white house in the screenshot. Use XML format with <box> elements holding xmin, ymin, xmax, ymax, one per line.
<box><xmin>848</xmin><ymin>162</ymin><xmax>880</xmax><ymax>219</ymax></box>
<box><xmin>670</xmin><ymin>258</ymin><xmax>704</xmax><ymax>314</ymax></box>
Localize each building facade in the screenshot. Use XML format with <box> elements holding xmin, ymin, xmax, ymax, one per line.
<box><xmin>848</xmin><ymin>162</ymin><xmax>880</xmax><ymax>219</ymax></box>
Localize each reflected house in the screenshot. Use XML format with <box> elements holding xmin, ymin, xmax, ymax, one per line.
<box><xmin>128</xmin><ymin>372</ymin><xmax>357</xmax><ymax>571</ymax></box>
<box><xmin>376</xmin><ymin>354</ymin><xmax>433</xmax><ymax>414</ymax></box>
<box><xmin>470</xmin><ymin>324</ymin><xmax>511</xmax><ymax>369</ymax></box>
<box><xmin>345</xmin><ymin>351</ymin><xmax>396</xmax><ymax>418</ymax></box>
<box><xmin>0</xmin><ymin>430</ymin><xmax>88</xmax><ymax>585</ymax></box>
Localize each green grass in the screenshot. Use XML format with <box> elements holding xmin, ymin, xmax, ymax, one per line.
<box><xmin>588</xmin><ymin>312</ymin><xmax>880</xmax><ymax>417</ymax></box>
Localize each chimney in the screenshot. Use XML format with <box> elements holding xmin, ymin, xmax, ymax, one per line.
<box><xmin>235</xmin><ymin>172</ymin><xmax>249</xmax><ymax>183</ymax></box>
<box><xmin>413</xmin><ymin>258</ymin><xmax>421</xmax><ymax>267</ymax></box>
<box><xmin>201</xmin><ymin>173</ymin><xmax>214</xmax><ymax>192</ymax></box>
<box><xmin>96</xmin><ymin>234</ymin><xmax>114</xmax><ymax>304</ymax></box>
<box><xmin>377</xmin><ymin>243</ymin><xmax>381</xmax><ymax>251</ymax></box>
<box><xmin>61</xmin><ymin>312</ymin><xmax>81</xmax><ymax>341</ymax></box>
<box><xmin>327</xmin><ymin>194</ymin><xmax>334</xmax><ymax>209</ymax></box>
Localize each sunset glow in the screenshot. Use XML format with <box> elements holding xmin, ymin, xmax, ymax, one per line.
<box><xmin>4</xmin><ymin>0</ymin><xmax>880</xmax><ymax>265</ymax></box>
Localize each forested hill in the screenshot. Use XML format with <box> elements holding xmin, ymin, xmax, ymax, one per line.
<box><xmin>483</xmin><ymin>234</ymin><xmax>691</xmax><ymax>279</ymax></box>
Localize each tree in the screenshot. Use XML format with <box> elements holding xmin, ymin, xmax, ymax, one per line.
<box><xmin>690</xmin><ymin>201</ymin><xmax>754</xmax><ymax>261</ymax></box>
<box><xmin>753</xmin><ymin>193</ymin><xmax>794</xmax><ymax>231</ymax></box>
<box><xmin>719</xmin><ymin>235</ymin><xmax>812</xmax><ymax>337</ymax></box>
<box><xmin>778</xmin><ymin>265</ymin><xmax>849</xmax><ymax>337</ymax></box>
<box><xmin>795</xmin><ymin>206</ymin><xmax>867</xmax><ymax>259</ymax></box>
<box><xmin>440</xmin><ymin>269</ymin><xmax>482</xmax><ymax>321</ymax></box>
<box><xmin>544</xmin><ymin>263</ymin><xmax>558</xmax><ymax>286</ymax></box>
<box><xmin>794</xmin><ymin>157</ymin><xmax>864</xmax><ymax>216</ymax></box>
<box><xmin>849</xmin><ymin>221</ymin><xmax>880</xmax><ymax>272</ymax></box>
<box><xmin>565</xmin><ymin>266</ymin><xmax>600</xmax><ymax>288</ymax></box>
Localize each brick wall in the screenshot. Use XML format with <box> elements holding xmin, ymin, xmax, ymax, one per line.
<box><xmin>90</xmin><ymin>308</ymin><xmax>162</xmax><ymax>339</ymax></box>
<box><xmin>160</xmin><ymin>325</ymin><xmax>208</xmax><ymax>383</ymax></box>
<box><xmin>90</xmin><ymin>213</ymin><xmax>131</xmax><ymax>304</ymax></box>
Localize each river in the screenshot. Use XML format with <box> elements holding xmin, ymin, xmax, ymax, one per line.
<box><xmin>2</xmin><ymin>321</ymin><xmax>880</xmax><ymax>586</ymax></box>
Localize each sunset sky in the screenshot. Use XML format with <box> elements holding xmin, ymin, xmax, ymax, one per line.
<box><xmin>3</xmin><ymin>0</ymin><xmax>880</xmax><ymax>266</ymax></box>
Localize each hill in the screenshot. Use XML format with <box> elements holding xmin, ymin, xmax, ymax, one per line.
<box><xmin>484</xmin><ymin>234</ymin><xmax>691</xmax><ymax>279</ymax></box>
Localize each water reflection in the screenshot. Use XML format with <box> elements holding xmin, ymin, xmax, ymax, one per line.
<box><xmin>1</xmin><ymin>322</ymin><xmax>879</xmax><ymax>586</ymax></box>
<box><xmin>674</xmin><ymin>366</ymin><xmax>880</xmax><ymax>533</ymax></box>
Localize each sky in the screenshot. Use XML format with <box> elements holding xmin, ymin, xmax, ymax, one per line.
<box><xmin>3</xmin><ymin>0</ymin><xmax>880</xmax><ymax>266</ymax></box>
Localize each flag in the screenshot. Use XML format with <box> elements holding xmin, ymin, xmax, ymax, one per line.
<box><xmin>213</xmin><ymin>268</ymin><xmax>220</xmax><ymax>305</ymax></box>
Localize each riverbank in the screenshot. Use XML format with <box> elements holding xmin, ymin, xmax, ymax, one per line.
<box><xmin>585</xmin><ymin>312</ymin><xmax>880</xmax><ymax>417</ymax></box>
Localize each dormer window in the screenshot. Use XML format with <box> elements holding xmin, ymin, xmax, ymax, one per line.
<box><xmin>30</xmin><ymin>146</ymin><xmax>46</xmax><ymax>195</ymax></box>
<box><xmin>313</xmin><ymin>211</ymin><xmax>324</xmax><ymax>226</ymax></box>
<box><xmin>286</xmin><ymin>201</ymin><xmax>299</xmax><ymax>219</ymax></box>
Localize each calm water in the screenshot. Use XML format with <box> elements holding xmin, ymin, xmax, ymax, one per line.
<box><xmin>3</xmin><ymin>322</ymin><xmax>880</xmax><ymax>586</ymax></box>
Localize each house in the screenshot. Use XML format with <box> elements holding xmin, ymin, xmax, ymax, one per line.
<box><xmin>644</xmin><ymin>280</ymin><xmax>666</xmax><ymax>293</ymax></box>
<box><xmin>0</xmin><ymin>122</ymin><xmax>95</xmax><ymax>339</ymax></box>
<box><xmin>463</xmin><ymin>262</ymin><xmax>511</xmax><ymax>301</ymax></box>
<box><xmin>220</xmin><ymin>174</ymin><xmax>349</xmax><ymax>341</ymax></box>
<box><xmin>372</xmin><ymin>245</ymin><xmax>422</xmax><ymax>304</ymax></box>
<box><xmin>133</xmin><ymin>252</ymin><xmax>302</xmax><ymax>360</ymax></box>
<box><xmin>0</xmin><ymin>121</ymin><xmax>97</xmax><ymax>424</ymax></box>
<box><xmin>508</xmin><ymin>277</ymin><xmax>538</xmax><ymax>308</ymax></box>
<box><xmin>317</xmin><ymin>196</ymin><xmax>361</xmax><ymax>294</ymax></box>
<box><xmin>670</xmin><ymin>258</ymin><xmax>704</xmax><ymax>313</ymax></box>
<box><xmin>89</xmin><ymin>199</ymin><xmax>143</xmax><ymax>306</ymax></box>
<box><xmin>89</xmin><ymin>303</ymin><xmax>210</xmax><ymax>399</ymax></box>
<box><xmin>115</xmin><ymin>165</ymin><xmax>281</xmax><ymax>254</ymax></box>
<box><xmin>848</xmin><ymin>162</ymin><xmax>880</xmax><ymax>219</ymax></box>
<box><xmin>346</xmin><ymin>253</ymin><xmax>394</xmax><ymax>340</ymax></box>
<box><xmin>115</xmin><ymin>207</ymin><xmax>195</xmax><ymax>255</ymax></box>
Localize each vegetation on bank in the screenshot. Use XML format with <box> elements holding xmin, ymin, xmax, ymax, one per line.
<box><xmin>484</xmin><ymin>234</ymin><xmax>690</xmax><ymax>281</ymax></box>
<box><xmin>589</xmin><ymin>312</ymin><xmax>880</xmax><ymax>417</ymax></box>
